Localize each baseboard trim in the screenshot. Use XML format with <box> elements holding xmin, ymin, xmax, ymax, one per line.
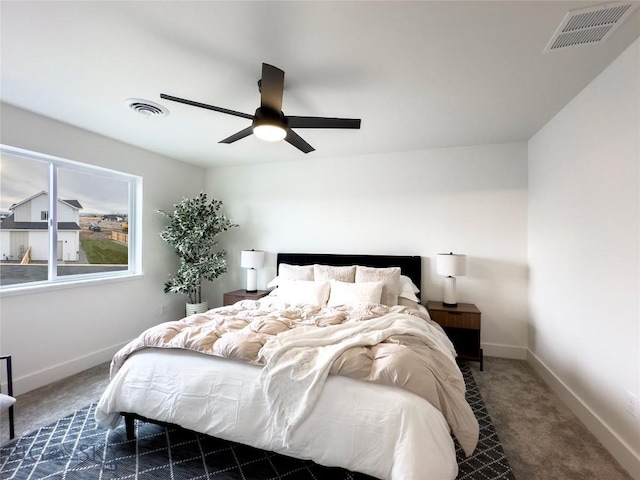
<box><xmin>11</xmin><ymin>342</ymin><xmax>127</xmax><ymax>396</ymax></box>
<box><xmin>481</xmin><ymin>342</ymin><xmax>527</xmax><ymax>360</ymax></box>
<box><xmin>527</xmin><ymin>349</ymin><xmax>640</xmax><ymax>480</ymax></box>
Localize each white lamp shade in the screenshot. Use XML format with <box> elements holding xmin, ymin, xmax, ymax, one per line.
<box><xmin>241</xmin><ymin>250</ymin><xmax>265</xmax><ymax>269</ymax></box>
<box><xmin>436</xmin><ymin>253</ymin><xmax>467</xmax><ymax>277</ymax></box>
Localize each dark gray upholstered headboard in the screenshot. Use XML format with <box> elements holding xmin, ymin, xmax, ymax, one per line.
<box><xmin>276</xmin><ymin>253</ymin><xmax>422</xmax><ymax>294</ymax></box>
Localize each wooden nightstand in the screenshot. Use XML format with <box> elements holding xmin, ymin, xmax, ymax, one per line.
<box><xmin>426</xmin><ymin>301</ymin><xmax>483</xmax><ymax>371</ymax></box>
<box><xmin>223</xmin><ymin>289</ymin><xmax>270</xmax><ymax>306</ymax></box>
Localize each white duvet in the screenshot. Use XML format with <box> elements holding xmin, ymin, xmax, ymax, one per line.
<box><xmin>95</xmin><ymin>347</ymin><xmax>459</xmax><ymax>480</ymax></box>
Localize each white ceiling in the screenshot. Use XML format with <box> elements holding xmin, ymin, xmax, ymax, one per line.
<box><xmin>1</xmin><ymin>1</ymin><xmax>639</xmax><ymax>167</ymax></box>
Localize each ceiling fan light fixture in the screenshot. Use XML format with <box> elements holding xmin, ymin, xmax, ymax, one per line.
<box><xmin>253</xmin><ymin>123</ymin><xmax>287</xmax><ymax>142</ymax></box>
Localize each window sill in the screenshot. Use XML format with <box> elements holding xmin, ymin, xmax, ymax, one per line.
<box><xmin>0</xmin><ymin>272</ymin><xmax>144</xmax><ymax>297</ymax></box>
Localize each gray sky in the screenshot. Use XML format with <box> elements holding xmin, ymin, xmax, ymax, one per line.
<box><xmin>1</xmin><ymin>153</ymin><xmax>129</xmax><ymax>214</ymax></box>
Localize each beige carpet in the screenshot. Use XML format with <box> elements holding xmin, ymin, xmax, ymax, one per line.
<box><xmin>470</xmin><ymin>358</ymin><xmax>632</xmax><ymax>479</ymax></box>
<box><xmin>0</xmin><ymin>357</ymin><xmax>633</xmax><ymax>479</ymax></box>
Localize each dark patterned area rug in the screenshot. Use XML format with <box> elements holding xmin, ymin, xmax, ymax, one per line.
<box><xmin>0</xmin><ymin>366</ymin><xmax>513</xmax><ymax>479</ymax></box>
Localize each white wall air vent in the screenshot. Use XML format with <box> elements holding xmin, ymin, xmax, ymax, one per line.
<box><xmin>543</xmin><ymin>2</ymin><xmax>638</xmax><ymax>53</ymax></box>
<box><xmin>125</xmin><ymin>98</ymin><xmax>169</xmax><ymax>117</ymax></box>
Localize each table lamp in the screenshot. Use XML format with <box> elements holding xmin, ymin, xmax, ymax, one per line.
<box><xmin>436</xmin><ymin>252</ymin><xmax>467</xmax><ymax>307</ymax></box>
<box><xmin>241</xmin><ymin>250</ymin><xmax>265</xmax><ymax>292</ymax></box>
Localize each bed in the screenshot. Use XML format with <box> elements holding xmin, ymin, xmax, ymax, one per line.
<box><xmin>95</xmin><ymin>253</ymin><xmax>479</xmax><ymax>480</ymax></box>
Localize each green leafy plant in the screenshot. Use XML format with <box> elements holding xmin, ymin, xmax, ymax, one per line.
<box><xmin>157</xmin><ymin>193</ymin><xmax>237</xmax><ymax>304</ymax></box>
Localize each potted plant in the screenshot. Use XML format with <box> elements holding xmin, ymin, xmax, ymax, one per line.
<box><xmin>158</xmin><ymin>193</ymin><xmax>237</xmax><ymax>315</ymax></box>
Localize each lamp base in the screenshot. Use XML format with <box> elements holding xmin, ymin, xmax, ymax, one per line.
<box><xmin>246</xmin><ymin>269</ymin><xmax>257</xmax><ymax>292</ymax></box>
<box><xmin>443</xmin><ymin>276</ymin><xmax>457</xmax><ymax>307</ymax></box>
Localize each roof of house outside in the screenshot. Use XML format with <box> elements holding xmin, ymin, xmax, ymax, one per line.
<box><xmin>62</xmin><ymin>199</ymin><xmax>83</xmax><ymax>209</ymax></box>
<box><xmin>0</xmin><ymin>214</ymin><xmax>80</xmax><ymax>231</ymax></box>
<box><xmin>9</xmin><ymin>191</ymin><xmax>83</xmax><ymax>210</ymax></box>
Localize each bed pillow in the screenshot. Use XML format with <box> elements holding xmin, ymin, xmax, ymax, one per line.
<box><xmin>273</xmin><ymin>280</ymin><xmax>330</xmax><ymax>307</ymax></box>
<box><xmin>355</xmin><ymin>266</ymin><xmax>401</xmax><ymax>306</ymax></box>
<box><xmin>266</xmin><ymin>263</ymin><xmax>315</xmax><ymax>288</ymax></box>
<box><xmin>398</xmin><ymin>275</ymin><xmax>420</xmax><ymax>302</ymax></box>
<box><xmin>314</xmin><ymin>264</ymin><xmax>357</xmax><ymax>283</ymax></box>
<box><xmin>400</xmin><ymin>275</ymin><xmax>420</xmax><ymax>294</ymax></box>
<box><xmin>327</xmin><ymin>280</ymin><xmax>383</xmax><ymax>307</ymax></box>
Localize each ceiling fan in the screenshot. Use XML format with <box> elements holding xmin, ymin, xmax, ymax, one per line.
<box><xmin>160</xmin><ymin>63</ymin><xmax>361</xmax><ymax>154</ymax></box>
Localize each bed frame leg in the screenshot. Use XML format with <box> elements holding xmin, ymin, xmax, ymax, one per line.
<box><xmin>124</xmin><ymin>414</ymin><xmax>135</xmax><ymax>440</ymax></box>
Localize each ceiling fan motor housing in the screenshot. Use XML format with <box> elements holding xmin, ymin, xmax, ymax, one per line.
<box><xmin>252</xmin><ymin>106</ymin><xmax>286</xmax><ymax>129</ymax></box>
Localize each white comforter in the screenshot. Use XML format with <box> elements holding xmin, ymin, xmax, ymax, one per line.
<box><xmin>95</xmin><ymin>348</ymin><xmax>459</xmax><ymax>480</ymax></box>
<box><xmin>260</xmin><ymin>312</ymin><xmax>459</xmax><ymax>444</ymax></box>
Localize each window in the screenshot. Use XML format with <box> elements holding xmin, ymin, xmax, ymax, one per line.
<box><xmin>0</xmin><ymin>144</ymin><xmax>142</xmax><ymax>291</ymax></box>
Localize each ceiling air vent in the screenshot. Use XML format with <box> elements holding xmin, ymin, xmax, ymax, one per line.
<box><xmin>543</xmin><ymin>2</ymin><xmax>638</xmax><ymax>53</ymax></box>
<box><xmin>125</xmin><ymin>98</ymin><xmax>169</xmax><ymax>117</ymax></box>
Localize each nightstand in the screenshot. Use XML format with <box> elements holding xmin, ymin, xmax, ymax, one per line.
<box><xmin>426</xmin><ymin>301</ymin><xmax>483</xmax><ymax>371</ymax></box>
<box><xmin>223</xmin><ymin>289</ymin><xmax>270</xmax><ymax>306</ymax></box>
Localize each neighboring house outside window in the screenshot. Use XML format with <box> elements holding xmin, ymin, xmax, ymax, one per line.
<box><xmin>0</xmin><ymin>144</ymin><xmax>142</xmax><ymax>291</ymax></box>
<box><xmin>2</xmin><ymin>192</ymin><xmax>81</xmax><ymax>262</ymax></box>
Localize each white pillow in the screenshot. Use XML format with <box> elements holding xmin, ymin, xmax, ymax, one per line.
<box><xmin>399</xmin><ymin>275</ymin><xmax>420</xmax><ymax>302</ymax></box>
<box><xmin>266</xmin><ymin>263</ymin><xmax>315</xmax><ymax>288</ymax></box>
<box><xmin>274</xmin><ymin>280</ymin><xmax>330</xmax><ymax>307</ymax></box>
<box><xmin>0</xmin><ymin>393</ymin><xmax>16</xmax><ymax>409</ymax></box>
<box><xmin>355</xmin><ymin>266</ymin><xmax>401</xmax><ymax>306</ymax></box>
<box><xmin>314</xmin><ymin>264</ymin><xmax>356</xmax><ymax>282</ymax></box>
<box><xmin>327</xmin><ymin>280</ymin><xmax>383</xmax><ymax>307</ymax></box>
<box><xmin>400</xmin><ymin>275</ymin><xmax>420</xmax><ymax>294</ymax></box>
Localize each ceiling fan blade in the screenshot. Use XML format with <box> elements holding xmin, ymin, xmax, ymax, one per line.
<box><xmin>285</xmin><ymin>129</ymin><xmax>315</xmax><ymax>154</ymax></box>
<box><xmin>286</xmin><ymin>116</ymin><xmax>361</xmax><ymax>129</ymax></box>
<box><xmin>260</xmin><ymin>63</ymin><xmax>285</xmax><ymax>111</ymax></box>
<box><xmin>160</xmin><ymin>94</ymin><xmax>254</xmax><ymax>120</ymax></box>
<box><xmin>219</xmin><ymin>126</ymin><xmax>254</xmax><ymax>144</ymax></box>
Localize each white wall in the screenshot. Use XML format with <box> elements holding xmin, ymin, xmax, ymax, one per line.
<box><xmin>27</xmin><ymin>231</ymin><xmax>49</xmax><ymax>262</ymax></box>
<box><xmin>58</xmin><ymin>231</ymin><xmax>80</xmax><ymax>262</ymax></box>
<box><xmin>11</xmin><ymin>194</ymin><xmax>78</xmax><ymax>223</ymax></box>
<box><xmin>24</xmin><ymin>231</ymin><xmax>79</xmax><ymax>262</ymax></box>
<box><xmin>27</xmin><ymin>231</ymin><xmax>47</xmax><ymax>261</ymax></box>
<box><xmin>528</xmin><ymin>39</ymin><xmax>640</xmax><ymax>477</ymax></box>
<box><xmin>12</xmin><ymin>200</ymin><xmax>31</xmax><ymax>222</ymax></box>
<box><xmin>206</xmin><ymin>142</ymin><xmax>529</xmax><ymax>359</ymax></box>
<box><xmin>0</xmin><ymin>103</ymin><xmax>206</xmax><ymax>394</ymax></box>
<box><xmin>29</xmin><ymin>195</ymin><xmax>49</xmax><ymax>222</ymax></box>
<box><xmin>0</xmin><ymin>232</ymin><xmax>9</xmax><ymax>261</ymax></box>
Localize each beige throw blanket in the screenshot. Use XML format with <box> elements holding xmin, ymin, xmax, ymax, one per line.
<box><xmin>111</xmin><ymin>299</ymin><xmax>479</xmax><ymax>455</ymax></box>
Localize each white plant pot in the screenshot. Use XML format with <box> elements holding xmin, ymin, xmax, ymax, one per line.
<box><xmin>186</xmin><ymin>301</ymin><xmax>209</xmax><ymax>316</ymax></box>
